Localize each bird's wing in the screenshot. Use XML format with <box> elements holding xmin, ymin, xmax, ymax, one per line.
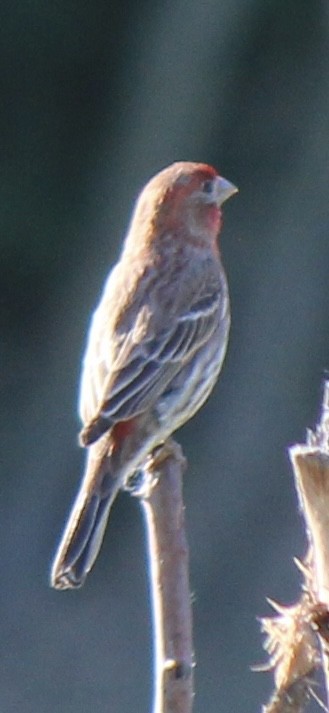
<box><xmin>81</xmin><ymin>286</ymin><xmax>223</xmax><ymax>444</ymax></box>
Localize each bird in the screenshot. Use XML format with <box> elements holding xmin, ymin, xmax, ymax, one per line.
<box><xmin>51</xmin><ymin>161</ymin><xmax>237</xmax><ymax>590</ymax></box>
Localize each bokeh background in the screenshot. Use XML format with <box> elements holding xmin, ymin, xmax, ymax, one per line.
<box><xmin>2</xmin><ymin>1</ymin><xmax>329</xmax><ymax>711</ymax></box>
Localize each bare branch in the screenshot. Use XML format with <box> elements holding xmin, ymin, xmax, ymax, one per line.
<box><xmin>131</xmin><ymin>439</ymin><xmax>193</xmax><ymax>713</ymax></box>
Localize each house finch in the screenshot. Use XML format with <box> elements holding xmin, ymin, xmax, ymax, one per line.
<box><xmin>51</xmin><ymin>161</ymin><xmax>237</xmax><ymax>590</ymax></box>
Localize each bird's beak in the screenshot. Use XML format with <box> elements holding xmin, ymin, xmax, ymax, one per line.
<box><xmin>214</xmin><ymin>176</ymin><xmax>238</xmax><ymax>206</ymax></box>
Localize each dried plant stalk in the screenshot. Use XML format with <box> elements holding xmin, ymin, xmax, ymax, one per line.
<box><xmin>132</xmin><ymin>439</ymin><xmax>194</xmax><ymax>713</ymax></box>
<box><xmin>259</xmin><ymin>382</ymin><xmax>329</xmax><ymax>712</ymax></box>
<box><xmin>290</xmin><ymin>382</ymin><xmax>329</xmax><ymax>708</ymax></box>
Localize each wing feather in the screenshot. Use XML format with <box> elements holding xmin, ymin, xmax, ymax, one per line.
<box><xmin>80</xmin><ymin>283</ymin><xmax>224</xmax><ymax>445</ymax></box>
<box><xmin>99</xmin><ymin>290</ymin><xmax>220</xmax><ymax>419</ymax></box>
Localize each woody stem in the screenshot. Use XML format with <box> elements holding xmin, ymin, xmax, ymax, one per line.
<box><xmin>134</xmin><ymin>439</ymin><xmax>194</xmax><ymax>713</ymax></box>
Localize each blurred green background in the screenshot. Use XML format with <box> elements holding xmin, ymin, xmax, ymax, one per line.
<box><xmin>2</xmin><ymin>1</ymin><xmax>329</xmax><ymax>711</ymax></box>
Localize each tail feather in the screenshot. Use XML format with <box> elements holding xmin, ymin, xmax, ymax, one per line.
<box><xmin>62</xmin><ymin>496</ymin><xmax>114</xmax><ymax>588</ymax></box>
<box><xmin>51</xmin><ymin>446</ymin><xmax>121</xmax><ymax>590</ymax></box>
<box><xmin>51</xmin><ymin>413</ymin><xmax>160</xmax><ymax>589</ymax></box>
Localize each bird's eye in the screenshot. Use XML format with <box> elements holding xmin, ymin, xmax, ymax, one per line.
<box><xmin>202</xmin><ymin>179</ymin><xmax>213</xmax><ymax>194</ymax></box>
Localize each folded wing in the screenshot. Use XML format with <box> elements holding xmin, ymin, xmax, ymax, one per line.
<box><xmin>80</xmin><ymin>288</ymin><xmax>222</xmax><ymax>446</ymax></box>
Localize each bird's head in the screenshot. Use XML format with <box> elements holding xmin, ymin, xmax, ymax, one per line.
<box><xmin>125</xmin><ymin>161</ymin><xmax>238</xmax><ymax>254</ymax></box>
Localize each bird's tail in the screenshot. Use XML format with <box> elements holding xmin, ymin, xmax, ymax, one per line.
<box><xmin>51</xmin><ymin>442</ymin><xmax>121</xmax><ymax>590</ymax></box>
